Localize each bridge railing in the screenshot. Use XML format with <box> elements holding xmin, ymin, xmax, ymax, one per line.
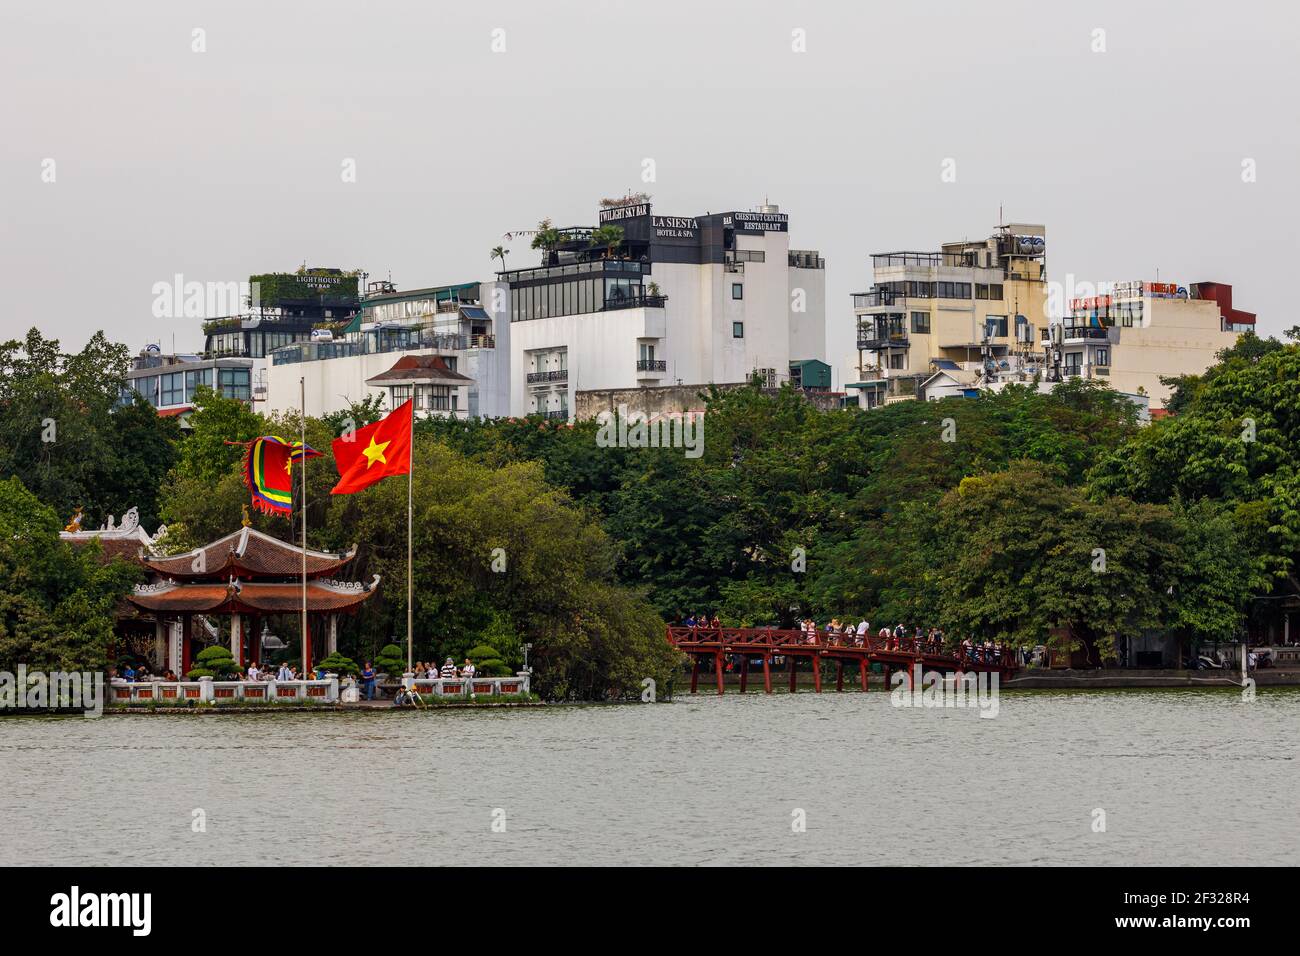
<box><xmin>667</xmin><ymin>626</ymin><xmax>1015</xmax><ymax>668</ymax></box>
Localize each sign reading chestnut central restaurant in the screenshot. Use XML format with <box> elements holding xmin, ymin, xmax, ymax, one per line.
<box><xmin>724</xmin><ymin>211</ymin><xmax>789</xmax><ymax>233</ymax></box>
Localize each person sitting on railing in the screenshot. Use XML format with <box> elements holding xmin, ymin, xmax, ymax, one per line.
<box><xmin>164</xmin><ymin>669</ymin><xmax>178</xmax><ymax>682</ymax></box>
<box><xmin>123</xmin><ymin>663</ymin><xmax>137</xmax><ymax>683</ymax></box>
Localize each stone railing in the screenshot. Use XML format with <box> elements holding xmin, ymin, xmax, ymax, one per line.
<box><xmin>404</xmin><ymin>673</ymin><xmax>531</xmax><ymax>698</ymax></box>
<box><xmin>110</xmin><ymin>676</ymin><xmax>340</xmax><ymax>704</ymax></box>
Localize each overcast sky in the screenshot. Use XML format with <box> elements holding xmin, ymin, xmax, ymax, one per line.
<box><xmin>3</xmin><ymin>1</ymin><xmax>1296</xmax><ymax>381</ymax></box>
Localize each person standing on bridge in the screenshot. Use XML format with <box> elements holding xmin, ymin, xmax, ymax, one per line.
<box><xmin>856</xmin><ymin>619</ymin><xmax>869</xmax><ymax>646</ymax></box>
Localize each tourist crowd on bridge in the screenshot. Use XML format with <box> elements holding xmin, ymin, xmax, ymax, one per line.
<box><xmin>678</xmin><ymin>615</ymin><xmax>1010</xmax><ymax>665</ymax></box>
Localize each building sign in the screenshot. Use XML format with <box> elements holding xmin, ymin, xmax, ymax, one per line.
<box><xmin>1112</xmin><ymin>280</ymin><xmax>1188</xmax><ymax>300</ymax></box>
<box><xmin>724</xmin><ymin>211</ymin><xmax>789</xmax><ymax>233</ymax></box>
<box><xmin>599</xmin><ymin>203</ymin><xmax>650</xmax><ymax>223</ymax></box>
<box><xmin>299</xmin><ymin>274</ymin><xmax>345</xmax><ymax>290</ymax></box>
<box><xmin>652</xmin><ymin>215</ymin><xmax>698</xmax><ymax>241</ymax></box>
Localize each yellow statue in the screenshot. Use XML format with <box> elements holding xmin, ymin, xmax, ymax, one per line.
<box><xmin>64</xmin><ymin>506</ymin><xmax>84</xmax><ymax>533</ymax></box>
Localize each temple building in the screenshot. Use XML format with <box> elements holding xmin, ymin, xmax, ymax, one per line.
<box><xmin>126</xmin><ymin>526</ymin><xmax>379</xmax><ymax>675</ymax></box>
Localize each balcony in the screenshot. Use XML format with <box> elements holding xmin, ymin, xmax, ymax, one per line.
<box><xmin>637</xmin><ymin>359</ymin><xmax>667</xmax><ymax>373</ymax></box>
<box><xmin>527</xmin><ymin>369</ymin><xmax>568</xmax><ymax>385</ymax></box>
<box><xmin>604</xmin><ymin>292</ymin><xmax>667</xmax><ymax>312</ymax></box>
<box><xmin>544</xmin><ymin>409</ymin><xmax>568</xmax><ymax>420</ymax></box>
<box><xmin>857</xmin><ymin>332</ymin><xmax>910</xmax><ymax>350</ymax></box>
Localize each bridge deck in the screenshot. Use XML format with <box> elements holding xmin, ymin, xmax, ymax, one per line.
<box><xmin>666</xmin><ymin>626</ymin><xmax>1017</xmax><ymax>695</ymax></box>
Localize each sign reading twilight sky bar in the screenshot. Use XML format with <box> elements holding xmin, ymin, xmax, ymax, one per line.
<box><xmin>598</xmin><ymin>202</ymin><xmax>650</xmax><ymax>223</ymax></box>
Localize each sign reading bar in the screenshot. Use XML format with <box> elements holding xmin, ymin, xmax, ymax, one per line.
<box><xmin>599</xmin><ymin>203</ymin><xmax>650</xmax><ymax>223</ymax></box>
<box><xmin>724</xmin><ymin>211</ymin><xmax>789</xmax><ymax>233</ymax></box>
<box><xmin>652</xmin><ymin>215</ymin><xmax>698</xmax><ymax>240</ymax></box>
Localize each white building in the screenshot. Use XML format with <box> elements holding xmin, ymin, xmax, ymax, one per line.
<box><xmin>264</xmin><ymin>280</ymin><xmax>511</xmax><ymax>419</ymax></box>
<box><xmin>1047</xmin><ymin>280</ymin><xmax>1255</xmax><ymax>409</ymax></box>
<box><xmin>501</xmin><ymin>200</ymin><xmax>827</xmax><ymax>418</ymax></box>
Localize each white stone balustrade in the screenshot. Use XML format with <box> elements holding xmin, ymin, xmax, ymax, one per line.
<box><xmin>110</xmin><ymin>677</ymin><xmax>340</xmax><ymax>704</ymax></box>
<box><xmin>404</xmin><ymin>672</ymin><xmax>532</xmax><ymax>697</ymax></box>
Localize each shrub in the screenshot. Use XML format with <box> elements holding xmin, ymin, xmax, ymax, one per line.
<box><xmin>374</xmin><ymin>643</ymin><xmax>405</xmax><ymax>677</ymax></box>
<box><xmin>189</xmin><ymin>644</ymin><xmax>238</xmax><ymax>679</ymax></box>
<box><xmin>460</xmin><ymin>643</ymin><xmax>511</xmax><ymax>676</ymax></box>
<box><xmin>316</xmin><ymin>651</ymin><xmax>359</xmax><ymax>676</ymax></box>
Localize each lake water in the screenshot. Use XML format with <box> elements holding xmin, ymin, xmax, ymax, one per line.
<box><xmin>2</xmin><ymin>688</ymin><xmax>1297</xmax><ymax>866</ymax></box>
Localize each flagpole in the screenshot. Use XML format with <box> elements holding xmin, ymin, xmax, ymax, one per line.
<box><xmin>407</xmin><ymin>401</ymin><xmax>414</xmax><ymax>675</ymax></box>
<box><xmin>301</xmin><ymin>376</ymin><xmax>309</xmax><ymax>676</ymax></box>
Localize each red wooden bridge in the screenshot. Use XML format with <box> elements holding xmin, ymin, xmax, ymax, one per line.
<box><xmin>667</xmin><ymin>626</ymin><xmax>1018</xmax><ymax>695</ymax></box>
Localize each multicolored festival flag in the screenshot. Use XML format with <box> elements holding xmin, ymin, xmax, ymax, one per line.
<box><xmin>234</xmin><ymin>436</ymin><xmax>322</xmax><ymax>516</ymax></box>
<box><xmin>329</xmin><ymin>400</ymin><xmax>413</xmax><ymax>495</ymax></box>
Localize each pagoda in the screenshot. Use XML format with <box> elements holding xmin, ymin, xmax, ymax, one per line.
<box><xmin>128</xmin><ymin>525</ymin><xmax>379</xmax><ymax>675</ymax></box>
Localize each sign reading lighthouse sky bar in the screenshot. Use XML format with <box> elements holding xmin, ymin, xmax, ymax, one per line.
<box><xmin>724</xmin><ymin>211</ymin><xmax>789</xmax><ymax>233</ymax></box>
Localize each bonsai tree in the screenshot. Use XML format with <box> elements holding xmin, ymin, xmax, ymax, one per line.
<box><xmin>465</xmin><ymin>643</ymin><xmax>513</xmax><ymax>677</ymax></box>
<box><xmin>187</xmin><ymin>645</ymin><xmax>239</xmax><ymax>679</ymax></box>
<box><xmin>315</xmin><ymin>652</ymin><xmax>359</xmax><ymax>676</ymax></box>
<box><xmin>374</xmin><ymin>643</ymin><xmax>405</xmax><ymax>677</ymax></box>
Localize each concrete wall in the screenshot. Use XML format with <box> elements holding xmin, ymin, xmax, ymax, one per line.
<box><xmin>1107</xmin><ymin>297</ymin><xmax>1237</xmax><ymax>408</ymax></box>
<box><xmin>575</xmin><ymin>383</ymin><xmax>844</xmax><ymax>420</ymax></box>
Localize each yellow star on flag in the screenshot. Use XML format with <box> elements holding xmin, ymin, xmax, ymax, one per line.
<box><xmin>362</xmin><ymin>435</ymin><xmax>391</xmax><ymax>468</ymax></box>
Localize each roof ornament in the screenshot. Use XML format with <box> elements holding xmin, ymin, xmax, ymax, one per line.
<box><xmin>241</xmin><ymin>504</ymin><xmax>252</xmax><ymax>528</ymax></box>
<box><xmin>119</xmin><ymin>507</ymin><xmax>140</xmax><ymax>534</ymax></box>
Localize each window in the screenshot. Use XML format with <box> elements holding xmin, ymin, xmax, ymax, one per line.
<box><xmin>390</xmin><ymin>385</ymin><xmax>413</xmax><ymax>406</ymax></box>
<box><xmin>428</xmin><ymin>386</ymin><xmax>451</xmax><ymax>411</ymax></box>
<box><xmin>731</xmin><ymin>283</ymin><xmax>744</xmax><ymax>300</ymax></box>
<box><xmin>217</xmin><ymin>367</ymin><xmax>250</xmax><ymax>401</ymax></box>
<box><xmin>910</xmin><ymin>311</ymin><xmax>931</xmax><ymax>334</ymax></box>
<box><xmin>732</xmin><ymin>321</ymin><xmax>744</xmax><ymax>338</ymax></box>
<box><xmin>888</xmin><ymin>353</ymin><xmax>906</xmax><ymax>370</ymax></box>
<box><xmin>1064</xmin><ymin>352</ymin><xmax>1083</xmax><ymax>375</ymax></box>
<box><xmin>975</xmin><ymin>284</ymin><xmax>989</xmax><ymax>301</ymax></box>
<box><xmin>184</xmin><ymin>368</ymin><xmax>211</xmax><ymax>400</ymax></box>
<box><xmin>935</xmin><ymin>282</ymin><xmax>971</xmax><ymax>299</ymax></box>
<box><xmin>985</xmin><ymin>315</ymin><xmax>1008</xmax><ymax>338</ymax></box>
<box><xmin>1094</xmin><ymin>347</ymin><xmax>1110</xmax><ymax>366</ymax></box>
<box><xmin>988</xmin><ymin>284</ymin><xmax>1004</xmax><ymax>300</ymax></box>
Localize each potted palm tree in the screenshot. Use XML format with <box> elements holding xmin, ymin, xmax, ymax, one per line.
<box><xmin>588</xmin><ymin>225</ymin><xmax>624</xmax><ymax>260</ymax></box>
<box><xmin>490</xmin><ymin>246</ymin><xmax>509</xmax><ymax>273</ymax></box>
<box><xmin>530</xmin><ymin>219</ymin><xmax>562</xmax><ymax>265</ymax></box>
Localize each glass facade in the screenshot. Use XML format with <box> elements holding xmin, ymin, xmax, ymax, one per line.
<box><xmin>127</xmin><ymin>364</ymin><xmax>249</xmax><ymax>407</ymax></box>
<box><xmin>506</xmin><ymin>261</ymin><xmax>648</xmax><ymax>322</ymax></box>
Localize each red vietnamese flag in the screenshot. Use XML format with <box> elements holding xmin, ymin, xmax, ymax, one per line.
<box><xmin>330</xmin><ymin>400</ymin><xmax>414</xmax><ymax>495</ymax></box>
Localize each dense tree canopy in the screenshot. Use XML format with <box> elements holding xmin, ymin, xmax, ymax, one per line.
<box><xmin>2</xmin><ymin>324</ymin><xmax>1294</xmax><ymax>679</ymax></box>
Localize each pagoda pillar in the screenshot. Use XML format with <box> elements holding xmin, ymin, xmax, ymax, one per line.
<box><xmin>327</xmin><ymin>614</ymin><xmax>338</xmax><ymax>656</ymax></box>
<box><xmin>247</xmin><ymin>614</ymin><xmax>259</xmax><ymax>667</ymax></box>
<box><xmin>153</xmin><ymin>619</ymin><xmax>166</xmax><ymax>673</ymax></box>
<box><xmin>181</xmin><ymin>613</ymin><xmax>193</xmax><ymax>675</ymax></box>
<box><xmin>230</xmin><ymin>613</ymin><xmax>243</xmax><ymax>667</ymax></box>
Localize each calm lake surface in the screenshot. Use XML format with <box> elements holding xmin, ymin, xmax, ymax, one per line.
<box><xmin>2</xmin><ymin>688</ymin><xmax>1297</xmax><ymax>866</ymax></box>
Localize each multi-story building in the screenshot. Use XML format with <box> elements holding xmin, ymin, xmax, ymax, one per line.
<box><xmin>500</xmin><ymin>199</ymin><xmax>827</xmax><ymax>417</ymax></box>
<box><xmin>847</xmin><ymin>223</ymin><xmax>1047</xmax><ymax>407</ymax></box>
<box><xmin>123</xmin><ymin>346</ymin><xmax>255</xmax><ymax>425</ymax></box>
<box><xmin>263</xmin><ymin>279</ymin><xmax>510</xmax><ymax>419</ymax></box>
<box><xmin>1046</xmin><ymin>280</ymin><xmax>1254</xmax><ymax>408</ymax></box>
<box><xmin>201</xmin><ymin>267</ymin><xmax>360</xmax><ymax>402</ymax></box>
